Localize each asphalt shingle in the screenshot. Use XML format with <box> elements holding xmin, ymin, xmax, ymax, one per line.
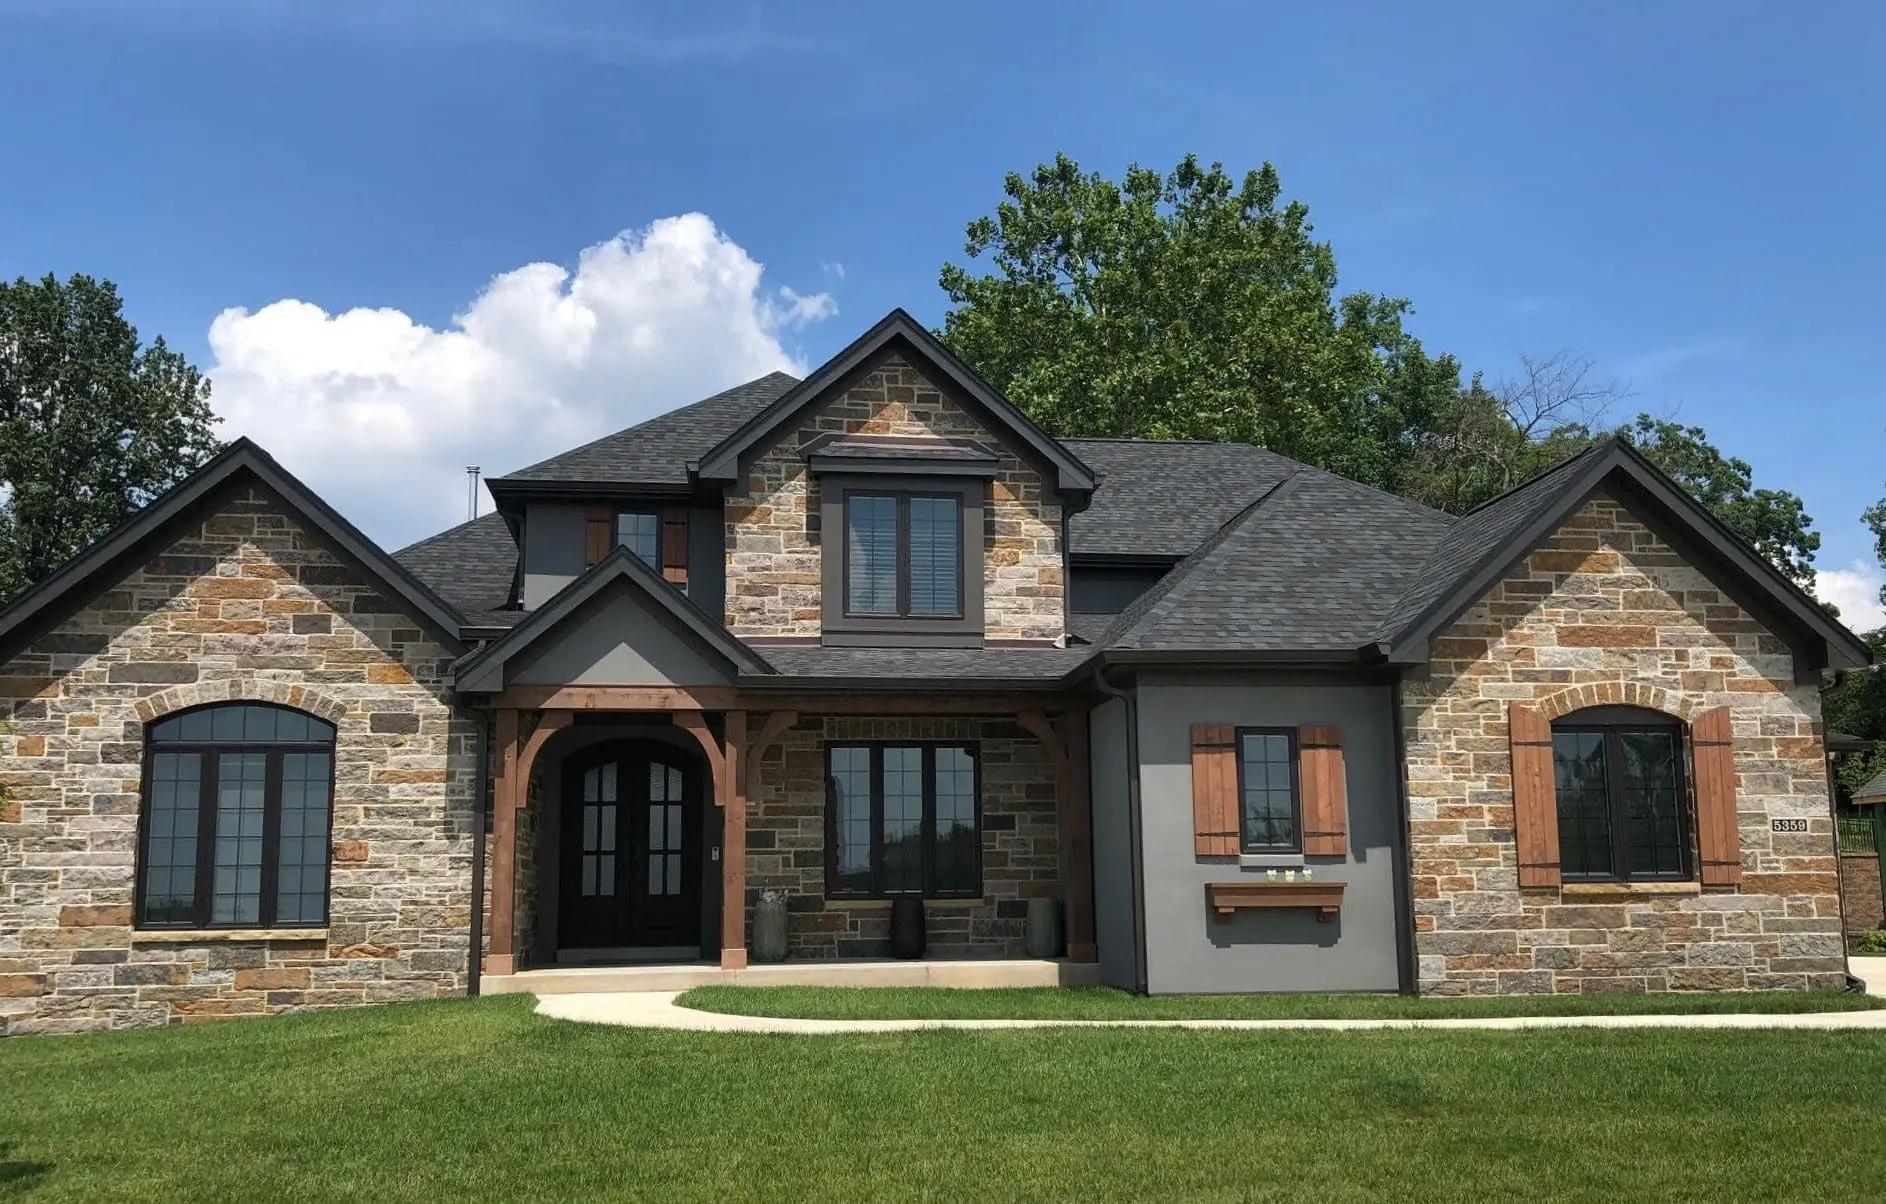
<box><xmin>754</xmin><ymin>645</ymin><xmax>1094</xmax><ymax>684</ymax></box>
<box><xmin>1063</xmin><ymin>439</ymin><xmax>1298</xmax><ymax>559</ymax></box>
<box><xmin>392</xmin><ymin>512</ymin><xmax>519</xmax><ymax>626</ymax></box>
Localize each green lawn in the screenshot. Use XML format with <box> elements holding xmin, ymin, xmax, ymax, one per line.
<box><xmin>4</xmin><ymin>996</ymin><xmax>1886</xmax><ymax>1201</ymax></box>
<box><xmin>676</xmin><ymin>984</ymin><xmax>1886</xmax><ymax>1021</ymax></box>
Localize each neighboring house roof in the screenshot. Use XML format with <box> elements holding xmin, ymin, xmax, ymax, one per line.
<box><xmin>1376</xmin><ymin>436</ymin><xmax>1873</xmax><ymax>671</ymax></box>
<box><xmin>393</xmin><ymin>511</ymin><xmax>520</xmax><ymax>630</ymax></box>
<box><xmin>492</xmin><ymin>372</ymin><xmax>800</xmax><ymax>488</ymax></box>
<box><xmin>0</xmin><ymin>438</ymin><xmax>467</xmax><ymax>661</ymax></box>
<box><xmin>1828</xmin><ymin>731</ymin><xmax>1878</xmax><ymax>755</ymax></box>
<box><xmin>1062</xmin><ymin>439</ymin><xmax>1300</xmax><ymax>562</ymax></box>
<box><xmin>1100</xmin><ymin>469</ymin><xmax>1454</xmax><ymax>657</ymax></box>
<box><xmin>1856</xmin><ymin>767</ymin><xmax>1886</xmax><ymax>807</ymax></box>
<box><xmin>742</xmin><ymin>645</ymin><xmax>1096</xmax><ymax>692</ymax></box>
<box><xmin>453</xmin><ymin>546</ymin><xmax>773</xmax><ymax>692</ymax></box>
<box><xmin>692</xmin><ymin>310</ymin><xmax>1098</xmax><ymax>498</ymax></box>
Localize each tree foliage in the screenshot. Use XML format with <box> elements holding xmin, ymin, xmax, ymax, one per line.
<box><xmin>0</xmin><ymin>274</ymin><xmax>221</xmax><ymax>601</ymax></box>
<box><xmin>937</xmin><ymin>153</ymin><xmax>1461</xmax><ymax>494</ymax></box>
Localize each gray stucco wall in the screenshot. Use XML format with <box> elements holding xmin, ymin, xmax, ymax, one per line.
<box><xmin>508</xmin><ymin>588</ymin><xmax>730</xmax><ymax>686</ymax></box>
<box><xmin>522</xmin><ymin>503</ymin><xmax>586</xmax><ymax>608</ymax></box>
<box><xmin>1135</xmin><ymin>674</ymin><xmax>1404</xmax><ymax>994</ymax></box>
<box><xmin>1089</xmin><ymin>697</ymin><xmax>1138</xmax><ymax>989</ymax></box>
<box><xmin>687</xmin><ymin>502</ymin><xmax>725</xmax><ymax>623</ymax></box>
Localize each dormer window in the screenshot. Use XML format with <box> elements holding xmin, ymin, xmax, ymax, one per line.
<box><xmin>616</xmin><ymin>511</ymin><xmax>660</xmax><ymax>567</ymax></box>
<box><xmin>845</xmin><ymin>491</ymin><xmax>962</xmax><ymax>618</ymax></box>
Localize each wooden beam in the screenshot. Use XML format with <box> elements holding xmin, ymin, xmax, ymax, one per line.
<box><xmin>486</xmin><ymin>708</ymin><xmax>520</xmax><ymax>976</ymax></box>
<box><xmin>744</xmin><ymin>709</ymin><xmax>798</xmax><ymax>790</ymax></box>
<box><xmin>721</xmin><ymin>709</ymin><xmax>749</xmax><ymax>970</ymax></box>
<box><xmin>1015</xmin><ymin>710</ymin><xmax>1067</xmax><ymax>773</ymax></box>
<box><xmin>497</xmin><ymin>684</ymin><xmax>739</xmax><ymax>711</ymax></box>
<box><xmin>673</xmin><ymin>711</ymin><xmax>729</xmax><ymax>807</ymax></box>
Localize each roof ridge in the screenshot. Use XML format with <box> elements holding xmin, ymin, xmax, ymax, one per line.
<box><xmin>392</xmin><ymin>509</ymin><xmax>509</xmax><ymax>558</ymax></box>
<box><xmin>1101</xmin><ymin>470</ymin><xmax>1304</xmax><ymax>648</ymax></box>
<box><xmin>1456</xmin><ymin>436</ymin><xmax>1615</xmax><ymax>518</ymax></box>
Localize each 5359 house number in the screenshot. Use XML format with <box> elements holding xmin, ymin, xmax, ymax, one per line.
<box><xmin>1771</xmin><ymin>818</ymin><xmax>1810</xmax><ymax>833</ymax></box>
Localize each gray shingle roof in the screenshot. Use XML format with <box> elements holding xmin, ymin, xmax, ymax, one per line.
<box><xmin>1856</xmin><ymin>767</ymin><xmax>1886</xmax><ymax>805</ymax></box>
<box><xmin>1063</xmin><ymin>439</ymin><xmax>1298</xmax><ymax>559</ymax></box>
<box><xmin>392</xmin><ymin>511</ymin><xmax>518</xmax><ymax>626</ymax></box>
<box><xmin>1103</xmin><ymin>469</ymin><xmax>1454</xmax><ymax>653</ymax></box>
<box><xmin>495</xmin><ymin>372</ymin><xmax>800</xmax><ymax>485</ymax></box>
<box><xmin>750</xmin><ymin>645</ymin><xmax>1094</xmax><ymax>686</ymax></box>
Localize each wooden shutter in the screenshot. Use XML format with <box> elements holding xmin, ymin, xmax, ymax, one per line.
<box><xmin>1191</xmin><ymin>724</ymin><xmax>1239</xmax><ymax>856</ymax></box>
<box><xmin>584</xmin><ymin>506</ymin><xmax>613</xmax><ymax>567</ymax></box>
<box><xmin>1508</xmin><ymin>703</ymin><xmax>1561</xmax><ymax>887</ymax></box>
<box><xmin>1691</xmin><ymin>706</ymin><xmax>1741</xmax><ymax>885</ymax></box>
<box><xmin>1298</xmin><ymin>725</ymin><xmax>1348</xmax><ymax>857</ymax></box>
<box><xmin>660</xmin><ymin>506</ymin><xmax>689</xmax><ymax>584</ymax></box>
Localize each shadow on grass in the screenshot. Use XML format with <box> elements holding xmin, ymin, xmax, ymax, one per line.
<box><xmin>0</xmin><ymin>1141</ymin><xmax>52</xmax><ymax>1197</ymax></box>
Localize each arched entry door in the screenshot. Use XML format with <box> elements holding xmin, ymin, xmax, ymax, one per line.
<box><xmin>559</xmin><ymin>740</ymin><xmax>703</xmax><ymax>954</ymax></box>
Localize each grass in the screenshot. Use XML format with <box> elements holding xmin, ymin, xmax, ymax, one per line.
<box><xmin>5</xmin><ymin>996</ymin><xmax>1886</xmax><ymax>1201</ymax></box>
<box><xmin>675</xmin><ymin>984</ymin><xmax>1886</xmax><ymax>1022</ymax></box>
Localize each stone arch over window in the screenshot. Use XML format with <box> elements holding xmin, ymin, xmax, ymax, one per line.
<box><xmin>134</xmin><ymin>679</ymin><xmax>350</xmax><ymax>728</ymax></box>
<box><xmin>136</xmin><ymin>700</ymin><xmax>338</xmax><ymax>930</ymax></box>
<box><xmin>1548</xmin><ymin>704</ymin><xmax>1692</xmax><ymax>881</ymax></box>
<box><xmin>1530</xmin><ymin>681</ymin><xmax>1700</xmax><ymax>724</ymax></box>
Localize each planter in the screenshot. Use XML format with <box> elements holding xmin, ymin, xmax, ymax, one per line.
<box><xmin>752</xmin><ymin>893</ymin><xmax>789</xmax><ymax>963</ymax></box>
<box><xmin>888</xmin><ymin>896</ymin><xmax>926</xmax><ymax>959</ymax></box>
<box><xmin>1024</xmin><ymin>897</ymin><xmax>1063</xmax><ymax>959</ymax></box>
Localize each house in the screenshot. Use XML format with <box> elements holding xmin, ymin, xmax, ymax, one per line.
<box><xmin>0</xmin><ymin>309</ymin><xmax>1871</xmax><ymax>1033</ymax></box>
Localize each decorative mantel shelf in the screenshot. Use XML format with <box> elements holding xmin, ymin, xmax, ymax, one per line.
<box><xmin>1206</xmin><ymin>880</ymin><xmax>1345</xmax><ymax>923</ymax></box>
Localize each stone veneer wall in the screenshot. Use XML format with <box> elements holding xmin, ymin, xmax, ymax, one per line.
<box><xmin>744</xmin><ymin>716</ymin><xmax>1060</xmax><ymax>958</ymax></box>
<box><xmin>724</xmin><ymin>354</ymin><xmax>1064</xmax><ymax>642</ymax></box>
<box><xmin>1402</xmin><ymin>492</ymin><xmax>1845</xmax><ymax>994</ymax></box>
<box><xmin>0</xmin><ymin>488</ymin><xmax>476</xmax><ymax>1035</ymax></box>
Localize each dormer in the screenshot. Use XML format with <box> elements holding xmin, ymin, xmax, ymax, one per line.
<box><xmin>695</xmin><ymin>311</ymin><xmax>1096</xmax><ymax>648</ymax></box>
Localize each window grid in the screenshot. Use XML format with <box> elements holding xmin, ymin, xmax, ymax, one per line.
<box><xmin>137</xmin><ymin>704</ymin><xmax>337</xmax><ymax>931</ymax></box>
<box><xmin>825</xmin><ymin>743</ymin><xmax>981</xmax><ymax>899</ymax></box>
<box><xmin>616</xmin><ymin>511</ymin><xmax>660</xmax><ymax>567</ymax></box>
<box><xmin>1552</xmin><ymin>722</ymin><xmax>1690</xmax><ymax>882</ymax></box>
<box><xmin>1234</xmin><ymin>728</ymin><xmax>1301</xmax><ymax>853</ymax></box>
<box><xmin>842</xmin><ymin>490</ymin><xmax>964</xmax><ymax>619</ymax></box>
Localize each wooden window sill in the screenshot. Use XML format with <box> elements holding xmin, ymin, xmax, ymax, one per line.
<box><xmin>1206</xmin><ymin>880</ymin><xmax>1344</xmax><ymax>922</ymax></box>
<box><xmin>132</xmin><ymin>928</ymin><xmax>329</xmax><ymax>944</ymax></box>
<box><xmin>1559</xmin><ymin>882</ymin><xmax>1701</xmax><ymax>898</ymax></box>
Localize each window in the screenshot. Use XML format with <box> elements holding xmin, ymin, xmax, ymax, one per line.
<box><xmin>616</xmin><ymin>511</ymin><xmax>660</xmax><ymax>567</ymax></box>
<box><xmin>843</xmin><ymin>490</ymin><xmax>963</xmax><ymax>618</ymax></box>
<box><xmin>138</xmin><ymin>703</ymin><xmax>338</xmax><ymax>929</ymax></box>
<box><xmin>1235</xmin><ymin>728</ymin><xmax>1300</xmax><ymax>852</ymax></box>
<box><xmin>1552</xmin><ymin>708</ymin><xmax>1689</xmax><ymax>881</ymax></box>
<box><xmin>825</xmin><ymin>743</ymin><xmax>980</xmax><ymax>897</ymax></box>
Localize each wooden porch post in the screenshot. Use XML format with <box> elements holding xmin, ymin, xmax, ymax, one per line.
<box><xmin>486</xmin><ymin>708</ymin><xmax>520</xmax><ymax>976</ymax></box>
<box><xmin>721</xmin><ymin>710</ymin><xmax>749</xmax><ymax>969</ymax></box>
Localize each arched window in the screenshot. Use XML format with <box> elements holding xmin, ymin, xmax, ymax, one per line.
<box><xmin>139</xmin><ymin>703</ymin><xmax>337</xmax><ymax>930</ymax></box>
<box><xmin>1551</xmin><ymin>705</ymin><xmax>1688</xmax><ymax>881</ymax></box>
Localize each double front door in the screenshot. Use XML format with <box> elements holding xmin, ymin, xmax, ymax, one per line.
<box><xmin>559</xmin><ymin>742</ymin><xmax>702</xmax><ymax>951</ymax></box>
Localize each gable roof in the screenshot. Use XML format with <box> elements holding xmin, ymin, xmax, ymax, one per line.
<box><xmin>491</xmin><ymin>372</ymin><xmax>800</xmax><ymax>489</ymax></box>
<box><xmin>1856</xmin><ymin>766</ymin><xmax>1886</xmax><ymax>806</ymax></box>
<box><xmin>0</xmin><ymin>438</ymin><xmax>467</xmax><ymax>661</ymax></box>
<box><xmin>393</xmin><ymin>511</ymin><xmax>520</xmax><ymax>629</ymax></box>
<box><xmin>692</xmin><ymin>309</ymin><xmax>1098</xmax><ymax>497</ymax></box>
<box><xmin>1100</xmin><ymin>469</ymin><xmax>1454</xmax><ymax>658</ymax></box>
<box><xmin>451</xmin><ymin>545</ymin><xmax>772</xmax><ymax>692</ymax></box>
<box><xmin>1378</xmin><ymin>436</ymin><xmax>1873</xmax><ymax>670</ymax></box>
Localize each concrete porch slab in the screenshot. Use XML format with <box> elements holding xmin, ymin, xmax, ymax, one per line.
<box><xmin>480</xmin><ymin>957</ymin><xmax>1102</xmax><ymax>996</ymax></box>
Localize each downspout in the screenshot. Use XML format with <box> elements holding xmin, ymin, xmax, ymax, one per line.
<box><xmin>1093</xmin><ymin>661</ymin><xmax>1149</xmax><ymax>995</ymax></box>
<box><xmin>467</xmin><ymin>709</ymin><xmax>491</xmax><ymax>998</ymax></box>
<box><xmin>1387</xmin><ymin>669</ymin><xmax>1419</xmax><ymax>996</ymax></box>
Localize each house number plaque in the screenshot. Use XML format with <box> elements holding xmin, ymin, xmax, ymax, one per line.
<box><xmin>1771</xmin><ymin>818</ymin><xmax>1809</xmax><ymax>833</ymax></box>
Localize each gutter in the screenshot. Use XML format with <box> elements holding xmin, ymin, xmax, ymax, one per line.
<box><xmin>1093</xmin><ymin>663</ymin><xmax>1149</xmax><ymax>995</ymax></box>
<box><xmin>467</xmin><ymin>711</ymin><xmax>491</xmax><ymax>998</ymax></box>
<box><xmin>1388</xmin><ymin>672</ymin><xmax>1419</xmax><ymax>996</ymax></box>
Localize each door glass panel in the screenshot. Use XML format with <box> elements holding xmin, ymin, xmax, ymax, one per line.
<box><xmin>665</xmin><ymin>853</ymin><xmax>682</xmax><ymax>896</ymax></box>
<box><xmin>650</xmin><ymin>762</ymin><xmax>667</xmax><ymax>802</ymax></box>
<box><xmin>649</xmin><ymin>805</ymin><xmax>665</xmax><ymax>851</ymax></box>
<box><xmin>599</xmin><ymin>805</ymin><xmax>616</xmax><ymax>853</ymax></box>
<box><xmin>599</xmin><ymin>761</ymin><xmax>617</xmax><ymax>802</ymax></box>
<box><xmin>666</xmin><ymin>803</ymin><xmax>682</xmax><ymax>851</ymax></box>
<box><xmin>583</xmin><ymin>804</ymin><xmax>598</xmax><ymax>851</ymax></box>
<box><xmin>584</xmin><ymin>767</ymin><xmax>598</xmax><ymax>803</ymax></box>
<box><xmin>211</xmin><ymin>752</ymin><xmax>268</xmax><ymax>925</ymax></box>
<box><xmin>648</xmin><ymin>854</ymin><xmax>665</xmax><ymax>895</ymax></box>
<box><xmin>667</xmin><ymin>767</ymin><xmax>682</xmax><ymax>802</ymax></box>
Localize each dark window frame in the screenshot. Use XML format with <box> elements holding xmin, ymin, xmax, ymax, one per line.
<box><xmin>818</xmin><ymin>474</ymin><xmax>985</xmax><ymax>646</ymax></box>
<box><xmin>134</xmin><ymin>704</ymin><xmax>338</xmax><ymax>931</ymax></box>
<box><xmin>1550</xmin><ymin>706</ymin><xmax>1692</xmax><ymax>883</ymax></box>
<box><xmin>841</xmin><ymin>488</ymin><xmax>965</xmax><ymax>620</ymax></box>
<box><xmin>614</xmin><ymin>509</ymin><xmax>661</xmax><ymax>567</ymax></box>
<box><xmin>1233</xmin><ymin>726</ymin><xmax>1302</xmax><ymax>854</ymax></box>
<box><xmin>823</xmin><ymin>741</ymin><xmax>983</xmax><ymax>900</ymax></box>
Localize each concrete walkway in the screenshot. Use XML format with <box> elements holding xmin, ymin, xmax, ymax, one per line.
<box><xmin>535</xmin><ymin>957</ymin><xmax>1886</xmax><ymax>1034</ymax></box>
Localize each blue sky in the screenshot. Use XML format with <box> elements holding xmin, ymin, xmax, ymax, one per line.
<box><xmin>1</xmin><ymin>1</ymin><xmax>1882</xmax><ymax>623</ymax></box>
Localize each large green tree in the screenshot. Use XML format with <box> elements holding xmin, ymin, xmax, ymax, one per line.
<box><xmin>938</xmin><ymin>153</ymin><xmax>1461</xmax><ymax>493</ymax></box>
<box><xmin>0</xmin><ymin>274</ymin><xmax>221</xmax><ymax>601</ymax></box>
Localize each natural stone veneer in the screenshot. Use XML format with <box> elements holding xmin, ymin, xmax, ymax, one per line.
<box><xmin>724</xmin><ymin>354</ymin><xmax>1065</xmax><ymax>642</ymax></box>
<box><xmin>744</xmin><ymin>716</ymin><xmax>1060</xmax><ymax>958</ymax></box>
<box><xmin>1401</xmin><ymin>492</ymin><xmax>1844</xmax><ymax>994</ymax></box>
<box><xmin>0</xmin><ymin>488</ymin><xmax>475</xmax><ymax>1035</ymax></box>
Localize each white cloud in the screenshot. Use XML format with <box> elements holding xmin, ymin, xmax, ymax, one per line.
<box><xmin>207</xmin><ymin>214</ymin><xmax>835</xmax><ymax>549</ymax></box>
<box><xmin>1815</xmin><ymin>559</ymin><xmax>1886</xmax><ymax>635</ymax></box>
